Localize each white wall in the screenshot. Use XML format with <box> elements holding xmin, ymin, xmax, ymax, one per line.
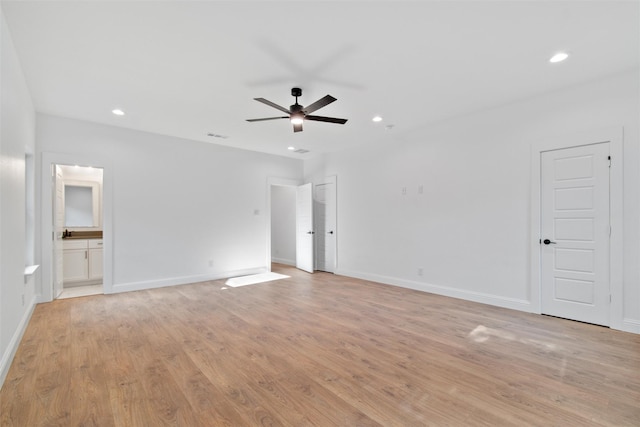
<box><xmin>270</xmin><ymin>185</ymin><xmax>296</xmax><ymax>265</ymax></box>
<box><xmin>0</xmin><ymin>9</ymin><xmax>37</xmax><ymax>385</ymax></box>
<box><xmin>37</xmin><ymin>114</ymin><xmax>303</xmax><ymax>294</ymax></box>
<box><xmin>308</xmin><ymin>69</ymin><xmax>640</xmax><ymax>333</ymax></box>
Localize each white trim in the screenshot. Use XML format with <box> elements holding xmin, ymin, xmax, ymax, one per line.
<box><xmin>622</xmin><ymin>319</ymin><xmax>640</xmax><ymax>334</ymax></box>
<box><xmin>110</xmin><ymin>267</ymin><xmax>266</xmax><ymax>294</ymax></box>
<box><xmin>23</xmin><ymin>264</ymin><xmax>39</xmax><ymax>276</ymax></box>
<box><xmin>271</xmin><ymin>257</ymin><xmax>296</xmax><ymax>266</ymax></box>
<box><xmin>0</xmin><ymin>295</ymin><xmax>37</xmax><ymax>388</ymax></box>
<box><xmin>529</xmin><ymin>127</ymin><xmax>624</xmax><ymax>330</ymax></box>
<box><xmin>266</xmin><ymin>177</ymin><xmax>303</xmax><ymax>271</ymax></box>
<box><xmin>336</xmin><ymin>269</ymin><xmax>532</xmax><ymax>312</ymax></box>
<box><xmin>40</xmin><ymin>152</ymin><xmax>113</xmax><ymax>301</ymax></box>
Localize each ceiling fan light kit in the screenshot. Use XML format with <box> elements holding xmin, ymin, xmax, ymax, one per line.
<box><xmin>247</xmin><ymin>87</ymin><xmax>348</xmax><ymax>133</ymax></box>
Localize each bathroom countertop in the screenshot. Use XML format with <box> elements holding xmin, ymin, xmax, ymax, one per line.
<box><xmin>62</xmin><ymin>231</ymin><xmax>103</xmax><ymax>240</ymax></box>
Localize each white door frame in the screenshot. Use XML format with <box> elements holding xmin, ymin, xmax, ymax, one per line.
<box><xmin>40</xmin><ymin>152</ymin><xmax>113</xmax><ymax>301</ymax></box>
<box><xmin>266</xmin><ymin>177</ymin><xmax>302</xmax><ymax>271</ymax></box>
<box><xmin>529</xmin><ymin>127</ymin><xmax>623</xmax><ymax>329</ymax></box>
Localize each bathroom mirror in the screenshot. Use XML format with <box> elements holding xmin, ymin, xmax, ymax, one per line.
<box><xmin>64</xmin><ymin>181</ymin><xmax>101</xmax><ymax>228</ymax></box>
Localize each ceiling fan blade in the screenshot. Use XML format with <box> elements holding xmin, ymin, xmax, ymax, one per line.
<box><xmin>293</xmin><ymin>123</ymin><xmax>303</xmax><ymax>132</ymax></box>
<box><xmin>254</xmin><ymin>98</ymin><xmax>291</xmax><ymax>114</ymax></box>
<box><xmin>303</xmin><ymin>95</ymin><xmax>337</xmax><ymax>114</ymax></box>
<box><xmin>305</xmin><ymin>115</ymin><xmax>348</xmax><ymax>124</ymax></box>
<box><xmin>246</xmin><ymin>116</ymin><xmax>289</xmax><ymax>122</ymax></box>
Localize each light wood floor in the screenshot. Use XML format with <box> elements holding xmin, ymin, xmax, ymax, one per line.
<box><xmin>1</xmin><ymin>265</ymin><xmax>639</xmax><ymax>426</ymax></box>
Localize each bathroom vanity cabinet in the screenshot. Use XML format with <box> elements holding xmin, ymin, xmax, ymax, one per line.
<box><xmin>63</xmin><ymin>239</ymin><xmax>103</xmax><ymax>284</ymax></box>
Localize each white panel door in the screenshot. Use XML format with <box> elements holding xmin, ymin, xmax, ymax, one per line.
<box><xmin>540</xmin><ymin>143</ymin><xmax>610</xmax><ymax>325</ymax></box>
<box><xmin>53</xmin><ymin>165</ymin><xmax>64</xmax><ymax>297</ymax></box>
<box><xmin>314</xmin><ymin>179</ymin><xmax>336</xmax><ymax>273</ymax></box>
<box><xmin>296</xmin><ymin>183</ymin><xmax>314</xmax><ymax>273</ymax></box>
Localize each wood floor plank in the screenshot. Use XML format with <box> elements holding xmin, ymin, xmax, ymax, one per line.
<box><xmin>1</xmin><ymin>264</ymin><xmax>639</xmax><ymax>426</ymax></box>
<box><xmin>30</xmin><ymin>300</ymin><xmax>73</xmax><ymax>426</ymax></box>
<box><xmin>69</xmin><ymin>297</ymin><xmax>116</xmax><ymax>427</ymax></box>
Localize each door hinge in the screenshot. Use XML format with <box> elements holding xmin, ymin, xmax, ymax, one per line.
<box><xmin>608</xmin><ymin>155</ymin><xmax>611</xmax><ymax>168</ymax></box>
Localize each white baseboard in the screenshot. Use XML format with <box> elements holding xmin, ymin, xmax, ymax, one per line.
<box><xmin>621</xmin><ymin>318</ymin><xmax>640</xmax><ymax>334</ymax></box>
<box><xmin>335</xmin><ymin>269</ymin><xmax>532</xmax><ymax>313</ymax></box>
<box><xmin>108</xmin><ymin>267</ymin><xmax>268</xmax><ymax>294</ymax></box>
<box><xmin>271</xmin><ymin>257</ymin><xmax>295</xmax><ymax>266</ymax></box>
<box><xmin>0</xmin><ymin>295</ymin><xmax>37</xmax><ymax>389</ymax></box>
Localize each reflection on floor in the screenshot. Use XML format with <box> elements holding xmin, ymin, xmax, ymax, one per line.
<box><xmin>58</xmin><ymin>284</ymin><xmax>103</xmax><ymax>299</ymax></box>
<box><xmin>225</xmin><ymin>272</ymin><xmax>290</xmax><ymax>288</ymax></box>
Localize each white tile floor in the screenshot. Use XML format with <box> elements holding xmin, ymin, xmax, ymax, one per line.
<box><xmin>58</xmin><ymin>284</ymin><xmax>103</xmax><ymax>299</ymax></box>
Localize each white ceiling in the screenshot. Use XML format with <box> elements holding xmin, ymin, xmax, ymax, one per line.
<box><xmin>3</xmin><ymin>1</ymin><xmax>638</xmax><ymax>158</ymax></box>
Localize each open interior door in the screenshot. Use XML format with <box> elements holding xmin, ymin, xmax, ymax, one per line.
<box><xmin>53</xmin><ymin>165</ymin><xmax>64</xmax><ymax>298</ymax></box>
<box><xmin>296</xmin><ymin>183</ymin><xmax>314</xmax><ymax>273</ymax></box>
<box><xmin>314</xmin><ymin>177</ymin><xmax>336</xmax><ymax>273</ymax></box>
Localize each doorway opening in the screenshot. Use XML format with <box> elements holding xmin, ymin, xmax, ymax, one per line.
<box><xmin>270</xmin><ymin>184</ymin><xmax>297</xmax><ymax>267</ymax></box>
<box><xmin>41</xmin><ymin>152</ymin><xmax>112</xmax><ymax>303</ymax></box>
<box><xmin>268</xmin><ymin>176</ymin><xmax>336</xmax><ymax>274</ymax></box>
<box><xmin>54</xmin><ymin>164</ymin><xmax>104</xmax><ymax>299</ymax></box>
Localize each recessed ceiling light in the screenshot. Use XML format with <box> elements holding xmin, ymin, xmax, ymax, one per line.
<box><xmin>372</xmin><ymin>116</ymin><xmax>383</xmax><ymax>122</ymax></box>
<box><xmin>549</xmin><ymin>52</ymin><xmax>569</xmax><ymax>63</ymax></box>
<box><xmin>112</xmin><ymin>109</ymin><xmax>125</xmax><ymax>116</ymax></box>
<box><xmin>288</xmin><ymin>146</ymin><xmax>295</xmax><ymax>151</ymax></box>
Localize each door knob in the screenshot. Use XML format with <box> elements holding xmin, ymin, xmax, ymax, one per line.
<box><xmin>307</xmin><ymin>231</ymin><xmax>315</xmax><ymax>234</ymax></box>
<box><xmin>543</xmin><ymin>239</ymin><xmax>556</xmax><ymax>245</ymax></box>
<box><xmin>327</xmin><ymin>231</ymin><xmax>334</xmax><ymax>234</ymax></box>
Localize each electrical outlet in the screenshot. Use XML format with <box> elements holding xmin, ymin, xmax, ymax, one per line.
<box><xmin>418</xmin><ymin>185</ymin><xmax>424</xmax><ymax>194</ymax></box>
<box><xmin>417</xmin><ymin>267</ymin><xmax>423</xmax><ymax>276</ymax></box>
<box><xmin>402</xmin><ymin>187</ymin><xmax>407</xmax><ymax>195</ymax></box>
<box><xmin>208</xmin><ymin>259</ymin><xmax>214</xmax><ymax>267</ymax></box>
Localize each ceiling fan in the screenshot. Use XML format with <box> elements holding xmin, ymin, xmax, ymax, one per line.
<box><xmin>246</xmin><ymin>87</ymin><xmax>348</xmax><ymax>133</ymax></box>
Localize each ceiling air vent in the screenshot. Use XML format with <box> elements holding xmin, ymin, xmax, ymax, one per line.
<box><xmin>293</xmin><ymin>148</ymin><xmax>310</xmax><ymax>154</ymax></box>
<box><xmin>207</xmin><ymin>133</ymin><xmax>228</xmax><ymax>139</ymax></box>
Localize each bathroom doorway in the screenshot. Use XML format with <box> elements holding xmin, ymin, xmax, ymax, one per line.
<box><xmin>41</xmin><ymin>152</ymin><xmax>112</xmax><ymax>302</ymax></box>
<box><xmin>53</xmin><ymin>164</ymin><xmax>104</xmax><ymax>299</ymax></box>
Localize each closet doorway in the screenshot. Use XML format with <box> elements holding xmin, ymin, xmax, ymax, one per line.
<box><xmin>268</xmin><ymin>176</ymin><xmax>336</xmax><ymax>274</ymax></box>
